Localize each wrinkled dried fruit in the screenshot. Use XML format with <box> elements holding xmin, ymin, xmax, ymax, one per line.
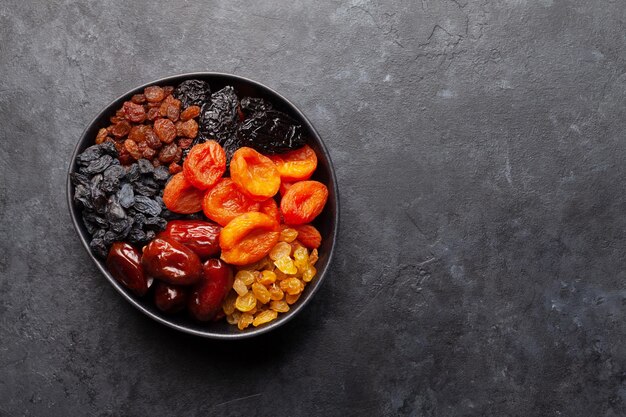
<box><xmin>292</xmin><ymin>224</ymin><xmax>321</xmax><ymax>249</ymax></box>
<box><xmin>162</xmin><ymin>173</ymin><xmax>204</xmax><ymax>214</ymax></box>
<box><xmin>178</xmin><ymin>119</ymin><xmax>198</xmax><ymax>138</ymax></box>
<box><xmin>269</xmin><ymin>145</ymin><xmax>317</xmax><ymax>182</ymax></box>
<box><xmin>180</xmin><ymin>105</ymin><xmax>201</xmax><ymax>121</ymax></box>
<box><xmin>253</xmin><ymin>309</ymin><xmax>278</xmax><ymax>327</ymax></box>
<box><xmin>144</xmin><ymin>85</ymin><xmax>165</xmax><ymax>102</ymax></box>
<box><xmin>182</xmin><ymin>141</ymin><xmax>226</xmax><ymax>189</ymax></box>
<box><xmin>269</xmin><ymin>242</ymin><xmax>292</xmax><ymax>261</ymax></box>
<box><xmin>157</xmin><ymin>220</ymin><xmax>221</xmax><ymax>259</ymax></box>
<box><xmin>268</xmin><ymin>283</ymin><xmax>284</xmax><ymax>300</ymax></box>
<box><xmin>274</xmin><ymin>256</ymin><xmax>298</xmax><ymax>275</ymax></box>
<box><xmin>235</xmin><ymin>292</ymin><xmax>257</xmax><ymax>312</ymax></box>
<box><xmin>258</xmin><ymin>270</ymin><xmax>276</xmax><ymax>286</ymax></box>
<box><xmin>154</xmin><ymin>118</ymin><xmax>177</xmax><ymax>144</ymax></box>
<box><xmin>123</xmin><ymin>101</ymin><xmax>146</xmax><ymax>123</ymax></box>
<box><xmin>110</xmin><ymin>121</ymin><xmax>131</xmax><ymax>138</ymax></box>
<box><xmin>188</xmin><ymin>259</ymin><xmax>234</xmax><ymax>321</ymax></box>
<box><xmin>236</xmin><ymin>270</ymin><xmax>256</xmax><ymax>286</ymax></box>
<box><xmin>174</xmin><ymin>79</ymin><xmax>211</xmax><ymax>108</ymax></box>
<box><xmin>236</xmin><ymin>109</ymin><xmax>305</xmax><ymax>154</ymax></box>
<box><xmin>238</xmin><ymin>312</ymin><xmax>254</xmax><ymax>330</ymax></box>
<box><xmin>199</xmin><ymin>86</ymin><xmax>239</xmax><ymax>143</ymax></box>
<box><xmin>141</xmin><ymin>237</ymin><xmax>202</xmax><ymax>285</ymax></box>
<box><xmin>233</xmin><ymin>278</ymin><xmax>248</xmax><ymax>296</ymax></box>
<box><xmin>279</xmin><ymin>226</ymin><xmax>299</xmax><ymax>243</ymax></box>
<box><xmin>219</xmin><ymin>212</ymin><xmax>280</xmax><ymax>266</ymax></box>
<box><xmin>158</xmin><ymin>143</ymin><xmax>179</xmax><ymax>164</ymax></box>
<box><xmin>270</xmin><ymin>300</ymin><xmax>289</xmax><ymax>313</ymax></box>
<box><xmin>251</xmin><ymin>282</ymin><xmax>271</xmax><ymax>304</ymax></box>
<box><xmin>202</xmin><ymin>178</ymin><xmax>260</xmax><ymax>226</ymax></box>
<box><xmin>230</xmin><ymin>147</ymin><xmax>280</xmax><ymax>201</ymax></box>
<box><xmin>280</xmin><ymin>181</ymin><xmax>328</xmax><ymax>225</ymax></box>
<box><xmin>106</xmin><ymin>242</ymin><xmax>152</xmax><ymax>296</ymax></box>
<box><xmin>285</xmin><ymin>292</ymin><xmax>301</xmax><ymax>305</ymax></box>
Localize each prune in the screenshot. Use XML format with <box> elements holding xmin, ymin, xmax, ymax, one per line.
<box><xmin>236</xmin><ymin>110</ymin><xmax>305</xmax><ymax>154</ymax></box>
<box><xmin>107</xmin><ymin>242</ymin><xmax>152</xmax><ymax>296</ymax></box>
<box><xmin>133</xmin><ymin>195</ymin><xmax>162</xmax><ymax>217</ymax></box>
<box><xmin>117</xmin><ymin>183</ymin><xmax>135</xmax><ymax>208</ymax></box>
<box><xmin>80</xmin><ymin>155</ymin><xmax>114</xmax><ymax>175</ymax></box>
<box><xmin>154</xmin><ymin>282</ymin><xmax>188</xmax><ymax>313</ymax></box>
<box><xmin>240</xmin><ymin>97</ymin><xmax>273</xmax><ymax>117</ymax></box>
<box><xmin>157</xmin><ymin>220</ymin><xmax>221</xmax><ymax>259</ymax></box>
<box><xmin>173</xmin><ymin>79</ymin><xmax>211</xmax><ymax>109</ymax></box>
<box><xmin>145</xmin><ymin>86</ymin><xmax>165</xmax><ymax>103</ymax></box>
<box><xmin>141</xmin><ymin>238</ymin><xmax>202</xmax><ymax>285</ymax></box>
<box><xmin>188</xmin><ymin>259</ymin><xmax>234</xmax><ymax>321</ymax></box>
<box><xmin>153</xmin><ymin>166</ymin><xmax>170</xmax><ymax>182</ymax></box>
<box><xmin>133</xmin><ymin>177</ymin><xmax>159</xmax><ymax>197</ymax></box>
<box><xmin>199</xmin><ymin>86</ymin><xmax>239</xmax><ymax>143</ymax></box>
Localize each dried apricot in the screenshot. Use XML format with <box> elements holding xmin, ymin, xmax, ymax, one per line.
<box><xmin>259</xmin><ymin>198</ymin><xmax>281</xmax><ymax>224</ymax></box>
<box><xmin>202</xmin><ymin>178</ymin><xmax>260</xmax><ymax>226</ymax></box>
<box><xmin>182</xmin><ymin>141</ymin><xmax>226</xmax><ymax>190</ymax></box>
<box><xmin>230</xmin><ymin>147</ymin><xmax>280</xmax><ymax>201</ymax></box>
<box><xmin>269</xmin><ymin>145</ymin><xmax>317</xmax><ymax>181</ymax></box>
<box><xmin>162</xmin><ymin>173</ymin><xmax>204</xmax><ymax>214</ymax></box>
<box><xmin>279</xmin><ymin>181</ymin><xmax>293</xmax><ymax>196</ymax></box>
<box><xmin>280</xmin><ymin>181</ymin><xmax>328</xmax><ymax>225</ymax></box>
<box><xmin>220</xmin><ymin>212</ymin><xmax>280</xmax><ymax>266</ymax></box>
<box><xmin>293</xmin><ymin>224</ymin><xmax>322</xmax><ymax>249</ymax></box>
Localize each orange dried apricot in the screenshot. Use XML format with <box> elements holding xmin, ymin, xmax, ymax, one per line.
<box><xmin>219</xmin><ymin>212</ymin><xmax>280</xmax><ymax>265</ymax></box>
<box><xmin>230</xmin><ymin>147</ymin><xmax>280</xmax><ymax>201</ymax></box>
<box><xmin>269</xmin><ymin>145</ymin><xmax>317</xmax><ymax>182</ymax></box>
<box><xmin>280</xmin><ymin>181</ymin><xmax>328</xmax><ymax>225</ymax></box>
<box><xmin>293</xmin><ymin>224</ymin><xmax>322</xmax><ymax>249</ymax></box>
<box><xmin>202</xmin><ymin>178</ymin><xmax>260</xmax><ymax>226</ymax></box>
<box><xmin>162</xmin><ymin>173</ymin><xmax>204</xmax><ymax>214</ymax></box>
<box><xmin>259</xmin><ymin>198</ymin><xmax>281</xmax><ymax>224</ymax></box>
<box><xmin>183</xmin><ymin>141</ymin><xmax>226</xmax><ymax>190</ymax></box>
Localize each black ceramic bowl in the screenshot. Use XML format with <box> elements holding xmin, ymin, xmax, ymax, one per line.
<box><xmin>67</xmin><ymin>72</ymin><xmax>338</xmax><ymax>339</ymax></box>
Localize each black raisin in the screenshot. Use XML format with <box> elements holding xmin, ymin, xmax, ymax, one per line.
<box><xmin>153</xmin><ymin>166</ymin><xmax>170</xmax><ymax>182</ymax></box>
<box><xmin>70</xmin><ymin>172</ymin><xmax>90</xmax><ymax>187</ymax></box>
<box><xmin>133</xmin><ymin>177</ymin><xmax>159</xmax><ymax>197</ymax></box>
<box><xmin>76</xmin><ymin>145</ymin><xmax>104</xmax><ymax>165</ymax></box>
<box><xmin>127</xmin><ymin>228</ymin><xmax>147</xmax><ymax>245</ymax></box>
<box><xmin>137</xmin><ymin>158</ymin><xmax>154</xmax><ymax>175</ymax></box>
<box><xmin>173</xmin><ymin>79</ymin><xmax>211</xmax><ymax>109</ymax></box>
<box><xmin>126</xmin><ymin>163</ymin><xmax>141</xmax><ymax>183</ymax></box>
<box><xmin>117</xmin><ymin>183</ymin><xmax>134</xmax><ymax>208</ymax></box>
<box><xmin>74</xmin><ymin>184</ymin><xmax>93</xmax><ymax>210</ymax></box>
<box><xmin>133</xmin><ymin>195</ymin><xmax>161</xmax><ymax>217</ymax></box>
<box><xmin>144</xmin><ymin>216</ymin><xmax>167</xmax><ymax>231</ymax></box>
<box><xmin>89</xmin><ymin>238</ymin><xmax>108</xmax><ymax>259</ymax></box>
<box><xmin>80</xmin><ymin>155</ymin><xmax>115</xmax><ymax>175</ymax></box>
<box><xmin>90</xmin><ymin>174</ymin><xmax>107</xmax><ymax>213</ymax></box>
<box><xmin>105</xmin><ymin>195</ymin><xmax>127</xmax><ymax>223</ymax></box>
<box><xmin>102</xmin><ymin>165</ymin><xmax>126</xmax><ymax>194</ymax></box>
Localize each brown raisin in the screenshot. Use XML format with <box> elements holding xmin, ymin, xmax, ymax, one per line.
<box><xmin>148</xmin><ymin>101</ymin><xmax>161</xmax><ymax>108</ymax></box>
<box><xmin>178</xmin><ymin>138</ymin><xmax>193</xmax><ymax>149</ymax></box>
<box><xmin>145</xmin><ymin>128</ymin><xmax>162</xmax><ymax>149</ymax></box>
<box><xmin>178</xmin><ymin>119</ymin><xmax>198</xmax><ymax>138</ymax></box>
<box><xmin>158</xmin><ymin>143</ymin><xmax>178</xmax><ymax>163</ymax></box>
<box><xmin>110</xmin><ymin>121</ymin><xmax>131</xmax><ymax>138</ymax></box>
<box><xmin>131</xmin><ymin>94</ymin><xmax>146</xmax><ymax>104</ymax></box>
<box><xmin>152</xmin><ymin>159</ymin><xmax>161</xmax><ymax>167</ymax></box>
<box><xmin>180</xmin><ymin>105</ymin><xmax>201</xmax><ymax>121</ymax></box>
<box><xmin>146</xmin><ymin>107</ymin><xmax>160</xmax><ymax>121</ymax></box>
<box><xmin>124</xmin><ymin>139</ymin><xmax>142</xmax><ymax>160</ymax></box>
<box><xmin>154</xmin><ymin>119</ymin><xmax>176</xmax><ymax>144</ymax></box>
<box><xmin>110</xmin><ymin>116</ymin><xmax>123</xmax><ymax>124</ymax></box>
<box><xmin>169</xmin><ymin>162</ymin><xmax>183</xmax><ymax>174</ymax></box>
<box><xmin>95</xmin><ymin>128</ymin><xmax>108</xmax><ymax>144</ymax></box>
<box><xmin>137</xmin><ymin>141</ymin><xmax>148</xmax><ymax>154</ymax></box>
<box><xmin>173</xmin><ymin>146</ymin><xmax>182</xmax><ymax>163</ymax></box>
<box><xmin>118</xmin><ymin>146</ymin><xmax>133</xmax><ymax>165</ymax></box>
<box><xmin>128</xmin><ymin>125</ymin><xmax>146</xmax><ymax>143</ymax></box>
<box><xmin>144</xmin><ymin>86</ymin><xmax>165</xmax><ymax>103</ymax></box>
<box><xmin>167</xmin><ymin>100</ymin><xmax>181</xmax><ymax>122</ymax></box>
<box><xmin>123</xmin><ymin>101</ymin><xmax>146</xmax><ymax>123</ymax></box>
<box><xmin>143</xmin><ymin>147</ymin><xmax>157</xmax><ymax>160</ymax></box>
<box><xmin>162</xmin><ymin>86</ymin><xmax>174</xmax><ymax>97</ymax></box>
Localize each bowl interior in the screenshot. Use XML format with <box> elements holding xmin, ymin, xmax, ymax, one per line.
<box><xmin>67</xmin><ymin>73</ymin><xmax>338</xmax><ymax>339</ymax></box>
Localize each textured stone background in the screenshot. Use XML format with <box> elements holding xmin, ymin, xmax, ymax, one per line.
<box><xmin>1</xmin><ymin>0</ymin><xmax>626</xmax><ymax>416</ymax></box>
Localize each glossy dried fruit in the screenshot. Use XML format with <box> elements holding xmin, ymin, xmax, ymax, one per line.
<box><xmin>293</xmin><ymin>224</ymin><xmax>321</xmax><ymax>249</ymax></box>
<box><xmin>222</xmin><ymin>291</ymin><xmax>237</xmax><ymax>315</ymax></box>
<box><xmin>230</xmin><ymin>147</ymin><xmax>280</xmax><ymax>201</ymax></box>
<box><xmin>302</xmin><ymin>265</ymin><xmax>317</xmax><ymax>282</ymax></box>
<box><xmin>251</xmin><ymin>283</ymin><xmax>271</xmax><ymax>304</ymax></box>
<box><xmin>141</xmin><ymin>237</ymin><xmax>202</xmax><ymax>285</ymax></box>
<box><xmin>123</xmin><ymin>101</ymin><xmax>146</xmax><ymax>123</ymax></box>
<box><xmin>219</xmin><ymin>212</ymin><xmax>280</xmax><ymax>266</ymax></box>
<box><xmin>124</xmin><ymin>139</ymin><xmax>142</xmax><ymax>160</ymax></box>
<box><xmin>269</xmin><ymin>242</ymin><xmax>292</xmax><ymax>261</ymax></box>
<box><xmin>188</xmin><ymin>259</ymin><xmax>234</xmax><ymax>321</ymax></box>
<box><xmin>285</xmin><ymin>292</ymin><xmax>301</xmax><ymax>305</ymax></box>
<box><xmin>274</xmin><ymin>256</ymin><xmax>297</xmax><ymax>275</ymax></box>
<box><xmin>279</xmin><ymin>226</ymin><xmax>298</xmax><ymax>243</ymax></box>
<box><xmin>106</xmin><ymin>242</ymin><xmax>152</xmax><ymax>296</ymax></box>
<box><xmin>252</xmin><ymin>309</ymin><xmax>277</xmax><ymax>327</ymax></box>
<box><xmin>158</xmin><ymin>143</ymin><xmax>179</xmax><ymax>164</ymax></box>
<box><xmin>268</xmin><ymin>283</ymin><xmax>284</xmax><ymax>300</ymax></box>
<box><xmin>235</xmin><ymin>292</ymin><xmax>257</xmax><ymax>312</ymax></box>
<box><xmin>182</xmin><ymin>141</ymin><xmax>226</xmax><ymax>190</ymax></box>
<box><xmin>162</xmin><ymin>173</ymin><xmax>204</xmax><ymax>214</ymax></box>
<box><xmin>236</xmin><ymin>109</ymin><xmax>305</xmax><ymax>154</ymax></box>
<box><xmin>154</xmin><ymin>118</ymin><xmax>177</xmax><ymax>144</ymax></box>
<box><xmin>178</xmin><ymin>119</ymin><xmax>198</xmax><ymax>138</ymax></box>
<box><xmin>236</xmin><ymin>270</ymin><xmax>256</xmax><ymax>286</ymax></box>
<box><xmin>154</xmin><ymin>282</ymin><xmax>187</xmax><ymax>313</ymax></box>
<box><xmin>270</xmin><ymin>300</ymin><xmax>289</xmax><ymax>313</ymax></box>
<box><xmin>157</xmin><ymin>220</ymin><xmax>221</xmax><ymax>259</ymax></box>
<box><xmin>202</xmin><ymin>178</ymin><xmax>260</xmax><ymax>226</ymax></box>
<box><xmin>280</xmin><ymin>181</ymin><xmax>328</xmax><ymax>225</ymax></box>
<box><xmin>180</xmin><ymin>105</ymin><xmax>201</xmax><ymax>121</ymax></box>
<box><xmin>258</xmin><ymin>270</ymin><xmax>276</xmax><ymax>286</ymax></box>
<box><xmin>233</xmin><ymin>278</ymin><xmax>248</xmax><ymax>296</ymax></box>
<box><xmin>269</xmin><ymin>145</ymin><xmax>317</xmax><ymax>181</ymax></box>
<box><xmin>144</xmin><ymin>85</ymin><xmax>165</xmax><ymax>102</ymax></box>
<box><xmin>238</xmin><ymin>312</ymin><xmax>254</xmax><ymax>330</ymax></box>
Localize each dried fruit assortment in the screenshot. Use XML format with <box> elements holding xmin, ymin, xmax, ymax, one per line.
<box><xmin>72</xmin><ymin>79</ymin><xmax>328</xmax><ymax>330</ymax></box>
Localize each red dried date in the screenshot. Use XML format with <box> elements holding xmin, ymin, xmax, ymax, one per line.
<box><xmin>141</xmin><ymin>238</ymin><xmax>202</xmax><ymax>285</ymax></box>
<box><xmin>154</xmin><ymin>282</ymin><xmax>187</xmax><ymax>313</ymax></box>
<box><xmin>157</xmin><ymin>220</ymin><xmax>221</xmax><ymax>260</ymax></box>
<box><xmin>106</xmin><ymin>242</ymin><xmax>152</xmax><ymax>296</ymax></box>
<box><xmin>188</xmin><ymin>259</ymin><xmax>234</xmax><ymax>321</ymax></box>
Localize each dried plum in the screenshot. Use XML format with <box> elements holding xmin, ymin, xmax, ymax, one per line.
<box><xmin>236</xmin><ymin>110</ymin><xmax>305</xmax><ymax>154</ymax></box>
<box><xmin>133</xmin><ymin>195</ymin><xmax>162</xmax><ymax>217</ymax></box>
<box><xmin>117</xmin><ymin>183</ymin><xmax>135</xmax><ymax>208</ymax></box>
<box><xmin>80</xmin><ymin>155</ymin><xmax>115</xmax><ymax>175</ymax></box>
<box><xmin>174</xmin><ymin>79</ymin><xmax>211</xmax><ymax>109</ymax></box>
<box><xmin>199</xmin><ymin>86</ymin><xmax>239</xmax><ymax>143</ymax></box>
<box><xmin>240</xmin><ymin>97</ymin><xmax>273</xmax><ymax>117</ymax></box>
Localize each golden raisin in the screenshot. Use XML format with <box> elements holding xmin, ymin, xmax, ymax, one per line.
<box><xmin>309</xmin><ymin>249</ymin><xmax>319</xmax><ymax>265</ymax></box>
<box><xmin>280</xmin><ymin>277</ymin><xmax>304</xmax><ymax>295</ymax></box>
<box><xmin>280</xmin><ymin>227</ymin><xmax>299</xmax><ymax>243</ymax></box>
<box><xmin>222</xmin><ymin>291</ymin><xmax>237</xmax><ymax>315</ymax></box>
<box><xmin>238</xmin><ymin>313</ymin><xmax>254</xmax><ymax>330</ymax></box>
<box><xmin>270</xmin><ymin>300</ymin><xmax>290</xmax><ymax>313</ymax></box>
<box><xmin>268</xmin><ymin>283</ymin><xmax>284</xmax><ymax>301</ymax></box>
<box><xmin>253</xmin><ymin>310</ymin><xmax>278</xmax><ymax>327</ymax></box>
<box><xmin>269</xmin><ymin>242</ymin><xmax>292</xmax><ymax>261</ymax></box>
<box><xmin>236</xmin><ymin>270</ymin><xmax>256</xmax><ymax>286</ymax></box>
<box><xmin>302</xmin><ymin>265</ymin><xmax>317</xmax><ymax>283</ymax></box>
<box><xmin>233</xmin><ymin>279</ymin><xmax>248</xmax><ymax>296</ymax></box>
<box><xmin>258</xmin><ymin>270</ymin><xmax>276</xmax><ymax>286</ymax></box>
<box><xmin>285</xmin><ymin>293</ymin><xmax>301</xmax><ymax>305</ymax></box>
<box><xmin>252</xmin><ymin>283</ymin><xmax>271</xmax><ymax>304</ymax></box>
<box><xmin>274</xmin><ymin>256</ymin><xmax>297</xmax><ymax>275</ymax></box>
<box><xmin>235</xmin><ymin>292</ymin><xmax>257</xmax><ymax>312</ymax></box>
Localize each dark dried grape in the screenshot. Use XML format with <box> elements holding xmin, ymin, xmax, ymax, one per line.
<box><xmin>80</xmin><ymin>155</ymin><xmax>114</xmax><ymax>175</ymax></box>
<box><xmin>127</xmin><ymin>228</ymin><xmax>148</xmax><ymax>245</ymax></box>
<box><xmin>82</xmin><ymin>217</ymin><xmax>98</xmax><ymax>235</ymax></box>
<box><xmin>90</xmin><ymin>174</ymin><xmax>107</xmax><ymax>211</ymax></box>
<box><xmin>146</xmin><ymin>230</ymin><xmax>156</xmax><ymax>241</ymax></box>
<box><xmin>240</xmin><ymin>97</ymin><xmax>273</xmax><ymax>117</ymax></box>
<box><xmin>126</xmin><ymin>163</ymin><xmax>141</xmax><ymax>183</ymax></box>
<box><xmin>144</xmin><ymin>216</ymin><xmax>167</xmax><ymax>231</ymax></box>
<box><xmin>199</xmin><ymin>86</ymin><xmax>239</xmax><ymax>143</ymax></box>
<box><xmin>117</xmin><ymin>183</ymin><xmax>135</xmax><ymax>208</ymax></box>
<box><xmin>77</xmin><ymin>145</ymin><xmax>104</xmax><ymax>165</ymax></box>
<box><xmin>106</xmin><ymin>195</ymin><xmax>127</xmax><ymax>223</ymax></box>
<box><xmin>133</xmin><ymin>195</ymin><xmax>161</xmax><ymax>217</ymax></box>
<box><xmin>102</xmin><ymin>165</ymin><xmax>126</xmax><ymax>194</ymax></box>
<box><xmin>70</xmin><ymin>173</ymin><xmax>90</xmax><ymax>187</ymax></box>
<box><xmin>153</xmin><ymin>166</ymin><xmax>170</xmax><ymax>182</ymax></box>
<box><xmin>236</xmin><ymin>110</ymin><xmax>305</xmax><ymax>154</ymax></box>
<box><xmin>134</xmin><ymin>177</ymin><xmax>159</xmax><ymax>197</ymax></box>
<box><xmin>137</xmin><ymin>159</ymin><xmax>154</xmax><ymax>175</ymax></box>
<box><xmin>90</xmin><ymin>238</ymin><xmax>108</xmax><ymax>259</ymax></box>
<box><xmin>174</xmin><ymin>80</ymin><xmax>211</xmax><ymax>109</ymax></box>
<box><xmin>100</xmin><ymin>141</ymin><xmax>118</xmax><ymax>156</ymax></box>
<box><xmin>83</xmin><ymin>211</ymin><xmax>108</xmax><ymax>229</ymax></box>
<box><xmin>74</xmin><ymin>184</ymin><xmax>93</xmax><ymax>210</ymax></box>
<box><xmin>123</xmin><ymin>101</ymin><xmax>146</xmax><ymax>123</ymax></box>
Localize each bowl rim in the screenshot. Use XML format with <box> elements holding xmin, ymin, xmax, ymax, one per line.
<box><xmin>66</xmin><ymin>72</ymin><xmax>339</xmax><ymax>340</ymax></box>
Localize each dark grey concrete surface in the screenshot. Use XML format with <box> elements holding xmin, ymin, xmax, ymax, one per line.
<box><xmin>1</xmin><ymin>0</ymin><xmax>625</xmax><ymax>416</ymax></box>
